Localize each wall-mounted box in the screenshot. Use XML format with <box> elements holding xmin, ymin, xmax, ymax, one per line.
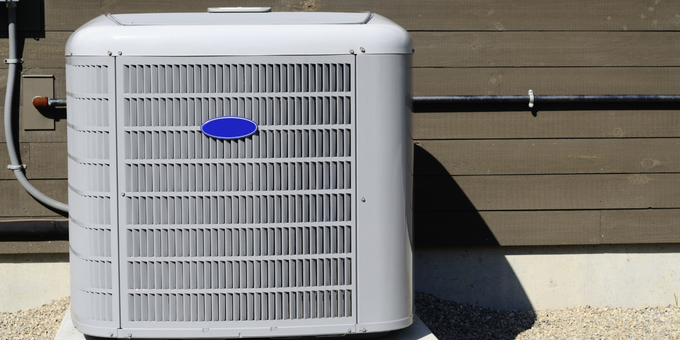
<box><xmin>0</xmin><ymin>0</ymin><xmax>45</xmax><ymax>38</ymax></box>
<box><xmin>22</xmin><ymin>75</ymin><xmax>54</xmax><ymax>130</ymax></box>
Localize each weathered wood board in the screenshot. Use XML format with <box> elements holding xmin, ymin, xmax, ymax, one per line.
<box><xmin>0</xmin><ymin>143</ymin><xmax>29</xmax><ymax>180</ymax></box>
<box><xmin>412</xmin><ymin>32</ymin><xmax>680</xmax><ymax>68</ymax></box>
<box><xmin>0</xmin><ymin>180</ymin><xmax>67</xmax><ymax>217</ymax></box>
<box><xmin>413</xmin><ymin>68</ymin><xmax>680</xmax><ymax>96</ymax></box>
<box><xmin>27</xmin><ymin>143</ymin><xmax>67</xmax><ymax>179</ymax></box>
<box><xmin>45</xmin><ymin>0</ymin><xmax>680</xmax><ymax>32</ymax></box>
<box><xmin>415</xmin><ymin>139</ymin><xmax>680</xmax><ymax>175</ymax></box>
<box><xmin>413</xmin><ymin>111</ymin><xmax>680</xmax><ymax>140</ymax></box>
<box><xmin>414</xmin><ymin>174</ymin><xmax>680</xmax><ymax>211</ymax></box>
<box><xmin>415</xmin><ymin>209</ymin><xmax>680</xmax><ymax>246</ymax></box>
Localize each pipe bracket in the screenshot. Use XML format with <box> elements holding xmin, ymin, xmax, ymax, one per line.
<box><xmin>7</xmin><ymin>164</ymin><xmax>26</xmax><ymax>171</ymax></box>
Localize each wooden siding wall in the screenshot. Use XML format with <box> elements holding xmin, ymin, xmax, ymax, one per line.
<box><xmin>1</xmin><ymin>0</ymin><xmax>679</xmax><ymax>247</ymax></box>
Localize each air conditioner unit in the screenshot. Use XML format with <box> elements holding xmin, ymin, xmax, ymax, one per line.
<box><xmin>66</xmin><ymin>10</ymin><xmax>413</xmax><ymax>339</ymax></box>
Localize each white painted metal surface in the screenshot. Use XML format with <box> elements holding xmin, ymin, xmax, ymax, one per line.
<box><xmin>67</xmin><ymin>10</ymin><xmax>413</xmax><ymax>339</ymax></box>
<box><xmin>65</xmin><ymin>13</ymin><xmax>411</xmax><ymax>57</ymax></box>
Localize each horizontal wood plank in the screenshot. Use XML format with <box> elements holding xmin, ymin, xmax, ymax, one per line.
<box><xmin>44</xmin><ymin>0</ymin><xmax>102</xmax><ymax>31</ymax></box>
<box><xmin>317</xmin><ymin>0</ymin><xmax>680</xmax><ymax>31</ymax></box>
<box><xmin>413</xmin><ymin>67</ymin><xmax>680</xmax><ymax>96</ymax></box>
<box><xmin>0</xmin><ymin>33</ymin><xmax>68</xmax><ymax>70</ymax></box>
<box><xmin>0</xmin><ymin>179</ymin><xmax>67</xmax><ymax>217</ymax></box>
<box><xmin>415</xmin><ymin>209</ymin><xmax>680</xmax><ymax>247</ymax></box>
<box><xmin>412</xmin><ymin>32</ymin><xmax>680</xmax><ymax>68</ymax></box>
<box><xmin>414</xmin><ymin>174</ymin><xmax>680</xmax><ymax>211</ymax></box>
<box><xmin>0</xmin><ymin>110</ymin><xmax>68</xmax><ymax>144</ymax></box>
<box><xmin>27</xmin><ymin>143</ymin><xmax>67</xmax><ymax>179</ymax></box>
<box><xmin>415</xmin><ymin>210</ymin><xmax>600</xmax><ymax>247</ymax></box>
<box><xmin>413</xmin><ymin>67</ymin><xmax>680</xmax><ymax>97</ymax></box>
<box><xmin>88</xmin><ymin>0</ymin><xmax>680</xmax><ymax>32</ymax></box>
<box><xmin>601</xmin><ymin>209</ymin><xmax>680</xmax><ymax>244</ymax></box>
<box><xmin>0</xmin><ymin>143</ymin><xmax>29</xmax><ymax>180</ymax></box>
<box><xmin>415</xmin><ymin>139</ymin><xmax>680</xmax><ymax>176</ymax></box>
<box><xmin>0</xmin><ymin>241</ymin><xmax>68</xmax><ymax>254</ymax></box>
<box><xmin>413</xmin><ymin>111</ymin><xmax>680</xmax><ymax>140</ymax></box>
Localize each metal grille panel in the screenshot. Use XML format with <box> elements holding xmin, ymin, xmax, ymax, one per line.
<box><xmin>66</xmin><ymin>58</ymin><xmax>119</xmax><ymax>326</ymax></box>
<box><xmin>127</xmin><ymin>290</ymin><xmax>353</xmax><ymax>322</ymax></box>
<box><xmin>118</xmin><ymin>56</ymin><xmax>356</xmax><ymax>326</ymax></box>
<box><xmin>123</xmin><ymin>63</ymin><xmax>351</xmax><ymax>94</ymax></box>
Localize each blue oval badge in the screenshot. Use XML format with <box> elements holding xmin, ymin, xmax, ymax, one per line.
<box><xmin>201</xmin><ymin>116</ymin><xmax>258</xmax><ymax>140</ymax></box>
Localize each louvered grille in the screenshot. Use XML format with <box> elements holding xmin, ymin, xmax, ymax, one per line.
<box><xmin>125</xmin><ymin>161</ymin><xmax>352</xmax><ymax>192</ymax></box>
<box><xmin>66</xmin><ymin>59</ymin><xmax>118</xmax><ymax>324</ymax></box>
<box><xmin>127</xmin><ymin>258</ymin><xmax>352</xmax><ymax>290</ymax></box>
<box><xmin>128</xmin><ymin>290</ymin><xmax>353</xmax><ymax>322</ymax></box>
<box><xmin>126</xmin><ymin>226</ymin><xmax>351</xmax><ymax>257</ymax></box>
<box><xmin>123</xmin><ymin>63</ymin><xmax>351</xmax><ymax>94</ymax></box>
<box><xmin>118</xmin><ymin>56</ymin><xmax>356</xmax><ymax>325</ymax></box>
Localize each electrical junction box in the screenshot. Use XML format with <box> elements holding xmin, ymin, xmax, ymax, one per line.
<box><xmin>65</xmin><ymin>10</ymin><xmax>413</xmax><ymax>339</ymax></box>
<box><xmin>0</xmin><ymin>0</ymin><xmax>45</xmax><ymax>39</ymax></box>
<box><xmin>22</xmin><ymin>75</ymin><xmax>55</xmax><ymax>130</ymax></box>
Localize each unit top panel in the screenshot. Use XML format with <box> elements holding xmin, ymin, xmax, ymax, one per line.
<box><xmin>65</xmin><ymin>12</ymin><xmax>412</xmax><ymax>57</ymax></box>
<box><xmin>109</xmin><ymin>12</ymin><xmax>372</xmax><ymax>26</ymax></box>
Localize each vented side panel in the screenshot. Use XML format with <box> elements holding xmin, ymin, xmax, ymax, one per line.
<box><xmin>127</xmin><ymin>290</ymin><xmax>353</xmax><ymax>322</ymax></box>
<box><xmin>67</xmin><ymin>57</ymin><xmax>120</xmax><ymax>329</ymax></box>
<box><xmin>117</xmin><ymin>56</ymin><xmax>357</xmax><ymax>330</ymax></box>
<box><xmin>122</xmin><ymin>63</ymin><xmax>351</xmax><ymax>94</ymax></box>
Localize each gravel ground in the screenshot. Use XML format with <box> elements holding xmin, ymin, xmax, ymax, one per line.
<box><xmin>0</xmin><ymin>297</ymin><xmax>69</xmax><ymax>340</ymax></box>
<box><xmin>2</xmin><ymin>294</ymin><xmax>680</xmax><ymax>340</ymax></box>
<box><xmin>416</xmin><ymin>292</ymin><xmax>680</xmax><ymax>340</ymax></box>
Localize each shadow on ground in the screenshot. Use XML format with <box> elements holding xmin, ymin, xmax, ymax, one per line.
<box><xmin>416</xmin><ymin>292</ymin><xmax>537</xmax><ymax>340</ymax></box>
<box><xmin>412</xmin><ymin>145</ymin><xmax>537</xmax><ymax>338</ymax></box>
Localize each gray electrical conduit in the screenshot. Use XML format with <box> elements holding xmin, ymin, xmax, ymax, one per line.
<box><xmin>4</xmin><ymin>2</ymin><xmax>68</xmax><ymax>213</ymax></box>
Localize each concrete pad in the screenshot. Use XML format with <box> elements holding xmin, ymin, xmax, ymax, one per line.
<box><xmin>54</xmin><ymin>307</ymin><xmax>437</xmax><ymax>340</ymax></box>
<box><xmin>54</xmin><ymin>306</ymin><xmax>85</xmax><ymax>340</ymax></box>
<box><xmin>0</xmin><ymin>253</ymin><xmax>70</xmax><ymax>312</ymax></box>
<box><xmin>395</xmin><ymin>316</ymin><xmax>438</xmax><ymax>340</ymax></box>
<box><xmin>415</xmin><ymin>244</ymin><xmax>680</xmax><ymax>311</ymax></box>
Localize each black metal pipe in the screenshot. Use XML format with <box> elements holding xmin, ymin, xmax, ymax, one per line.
<box><xmin>413</xmin><ymin>95</ymin><xmax>680</xmax><ymax>112</ymax></box>
<box><xmin>0</xmin><ymin>220</ymin><xmax>69</xmax><ymax>241</ymax></box>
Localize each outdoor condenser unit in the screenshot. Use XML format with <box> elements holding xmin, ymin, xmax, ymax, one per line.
<box><xmin>66</xmin><ymin>9</ymin><xmax>413</xmax><ymax>339</ymax></box>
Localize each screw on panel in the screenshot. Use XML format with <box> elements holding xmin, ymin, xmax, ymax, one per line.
<box><xmin>121</xmin><ymin>192</ymin><xmax>125</xmax><ymax>197</ymax></box>
<box><xmin>349</xmin><ymin>49</ymin><xmax>355</xmax><ymax>54</ymax></box>
<box><xmin>118</xmin><ymin>51</ymin><xmax>123</xmax><ymax>56</ymax></box>
<box><xmin>360</xmin><ymin>47</ymin><xmax>366</xmax><ymax>53</ymax></box>
<box><xmin>346</xmin><ymin>329</ymin><xmax>353</xmax><ymax>333</ymax></box>
<box><xmin>107</xmin><ymin>51</ymin><xmax>112</xmax><ymax>56</ymax></box>
<box><xmin>109</xmin><ymin>333</ymin><xmax>114</xmax><ymax>337</ymax></box>
<box><xmin>361</xmin><ymin>197</ymin><xmax>366</xmax><ymax>202</ymax></box>
<box><xmin>360</xmin><ymin>328</ymin><xmax>367</xmax><ymax>333</ymax></box>
<box><xmin>126</xmin><ymin>334</ymin><xmax>132</xmax><ymax>339</ymax></box>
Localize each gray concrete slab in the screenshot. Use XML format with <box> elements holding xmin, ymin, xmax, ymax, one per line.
<box><xmin>54</xmin><ymin>306</ymin><xmax>437</xmax><ymax>340</ymax></box>
<box><xmin>54</xmin><ymin>306</ymin><xmax>84</xmax><ymax>340</ymax></box>
<box><xmin>415</xmin><ymin>244</ymin><xmax>680</xmax><ymax>311</ymax></box>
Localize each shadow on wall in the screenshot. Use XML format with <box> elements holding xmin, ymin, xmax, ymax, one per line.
<box><xmin>412</xmin><ymin>145</ymin><xmax>537</xmax><ymax>337</ymax></box>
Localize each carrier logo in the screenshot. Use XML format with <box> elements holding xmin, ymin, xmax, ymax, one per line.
<box><xmin>200</xmin><ymin>116</ymin><xmax>258</xmax><ymax>140</ymax></box>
